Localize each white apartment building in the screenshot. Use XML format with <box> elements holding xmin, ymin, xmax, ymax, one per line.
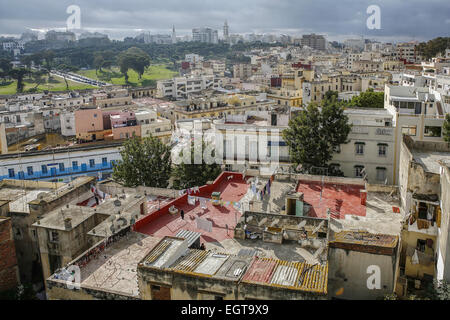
<box><xmin>135</xmin><ymin>109</ymin><xmax>172</xmax><ymax>144</ymax></box>
<box><xmin>396</xmin><ymin>42</ymin><xmax>418</xmax><ymax>63</ymax></box>
<box><xmin>384</xmin><ymin>84</ymin><xmax>447</xmax><ymax>184</ymax></box>
<box><xmin>211</xmin><ymin>61</ymin><xmax>226</xmax><ymax>76</ymax></box>
<box><xmin>331</xmin><ymin>109</ymin><xmax>395</xmax><ymax>184</ymax></box>
<box><xmin>156</xmin><ymin>75</ymin><xmax>222</xmax><ymax>99</ymax></box>
<box><xmin>60</xmin><ymin>112</ymin><xmax>76</xmax><ymax>137</ymax></box>
<box><xmin>185</xmin><ymin>54</ymin><xmax>204</xmax><ymax>65</ymax></box>
<box><xmin>2</xmin><ymin>41</ymin><xmax>24</xmax><ymax>52</ymax></box>
<box><xmin>214</xmin><ymin>111</ymin><xmax>290</xmax><ymax>176</ymax></box>
<box><xmin>192</xmin><ymin>28</ymin><xmax>218</xmax><ymax>44</ymax></box>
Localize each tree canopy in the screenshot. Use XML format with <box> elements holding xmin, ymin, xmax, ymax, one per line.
<box><xmin>112</xmin><ymin>136</ymin><xmax>172</xmax><ymax>188</ymax></box>
<box><xmin>282</xmin><ymin>100</ymin><xmax>351</xmax><ymax>174</ymax></box>
<box><xmin>347</xmin><ymin>90</ymin><xmax>384</xmax><ymax>109</ymax></box>
<box><xmin>117</xmin><ymin>47</ymin><xmax>151</xmax><ymax>82</ymax></box>
<box><xmin>416</xmin><ymin>37</ymin><xmax>450</xmax><ymax>60</ymax></box>
<box><xmin>443</xmin><ymin>113</ymin><xmax>450</xmax><ymax>142</ymax></box>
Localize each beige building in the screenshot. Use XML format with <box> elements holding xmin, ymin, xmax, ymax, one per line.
<box><xmin>233</xmin><ymin>64</ymin><xmax>253</xmax><ymax>80</ymax></box>
<box><xmin>397</xmin><ymin>136</ymin><xmax>450</xmax><ymax>293</ymax></box>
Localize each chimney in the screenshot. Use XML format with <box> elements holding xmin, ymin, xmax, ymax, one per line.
<box><xmin>360</xmin><ymin>190</ymin><xmax>367</xmax><ymax>206</ymax></box>
<box><xmin>64</xmin><ymin>217</ymin><xmax>72</xmax><ymax>230</ymax></box>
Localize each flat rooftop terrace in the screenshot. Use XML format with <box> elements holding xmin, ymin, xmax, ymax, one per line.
<box><xmin>77</xmin><ymin>232</ymin><xmax>160</xmax><ymax>297</ymax></box>
<box><xmin>0</xmin><ymin>187</ymin><xmax>51</xmax><ymax>213</ymax></box>
<box><xmin>136</xmin><ymin>174</ymin><xmax>249</xmax><ymax>243</ymax></box>
<box><xmin>411</xmin><ymin>149</ymin><xmax>450</xmax><ymax>174</ymax></box>
<box><xmin>296</xmin><ymin>180</ymin><xmax>366</xmax><ymax>219</ymax></box>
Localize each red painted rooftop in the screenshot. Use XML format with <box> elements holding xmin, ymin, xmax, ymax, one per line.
<box><xmin>134</xmin><ymin>172</ymin><xmax>249</xmax><ymax>243</ymax></box>
<box><xmin>296</xmin><ymin>180</ymin><xmax>367</xmax><ymax>219</ymax></box>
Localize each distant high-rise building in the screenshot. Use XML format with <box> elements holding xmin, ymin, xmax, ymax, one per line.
<box><xmin>223</xmin><ymin>21</ymin><xmax>229</xmax><ymax>42</ymax></box>
<box><xmin>192</xmin><ymin>27</ymin><xmax>219</xmax><ymax>44</ymax></box>
<box><xmin>300</xmin><ymin>34</ymin><xmax>326</xmax><ymax>51</ymax></box>
<box><xmin>172</xmin><ymin>25</ymin><xmax>177</xmax><ymax>44</ymax></box>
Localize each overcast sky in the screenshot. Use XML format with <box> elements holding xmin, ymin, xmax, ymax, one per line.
<box><xmin>0</xmin><ymin>0</ymin><xmax>449</xmax><ymax>42</ymax></box>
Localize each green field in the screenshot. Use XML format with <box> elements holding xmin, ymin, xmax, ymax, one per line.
<box><xmin>77</xmin><ymin>64</ymin><xmax>178</xmax><ymax>87</ymax></box>
<box><xmin>0</xmin><ymin>75</ymin><xmax>95</xmax><ymax>95</ymax></box>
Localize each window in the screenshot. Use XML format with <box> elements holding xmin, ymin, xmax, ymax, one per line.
<box><xmin>376</xmin><ymin>167</ymin><xmax>387</xmax><ymax>182</ymax></box>
<box><xmin>94</xmin><ymin>113</ymin><xmax>97</xmax><ymax>118</ymax></box>
<box><xmin>72</xmin><ymin>161</ymin><xmax>78</xmax><ymax>169</ymax></box>
<box><xmin>27</xmin><ymin>166</ymin><xmax>33</xmax><ymax>175</ymax></box>
<box><xmin>41</xmin><ymin>165</ymin><xmax>48</xmax><ymax>174</ymax></box>
<box><xmin>355</xmin><ymin>143</ymin><xmax>365</xmax><ymax>155</ymax></box>
<box><xmin>49</xmin><ymin>231</ymin><xmax>59</xmax><ymax>242</ymax></box>
<box><xmin>424</xmin><ymin>126</ymin><xmax>442</xmax><ymax>137</ymax></box>
<box><xmin>402</xmin><ymin>126</ymin><xmax>417</xmax><ymax>136</ymax></box>
<box><xmin>417</xmin><ymin>239</ymin><xmax>426</xmax><ymax>252</ymax></box>
<box><xmin>8</xmin><ymin>168</ymin><xmax>14</xmax><ymax>178</ymax></box>
<box><xmin>59</xmin><ymin>163</ymin><xmax>65</xmax><ymax>172</ymax></box>
<box><xmin>102</xmin><ymin>157</ymin><xmax>107</xmax><ymax>166</ymax></box>
<box><xmin>355</xmin><ymin>166</ymin><xmax>365</xmax><ymax>178</ymax></box>
<box><xmin>378</xmin><ymin>144</ymin><xmax>387</xmax><ymax>157</ymax></box>
<box><xmin>90</xmin><ymin>159</ymin><xmax>95</xmax><ymax>168</ymax></box>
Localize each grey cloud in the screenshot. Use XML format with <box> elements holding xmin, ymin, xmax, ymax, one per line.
<box><xmin>0</xmin><ymin>0</ymin><xmax>449</xmax><ymax>41</ymax></box>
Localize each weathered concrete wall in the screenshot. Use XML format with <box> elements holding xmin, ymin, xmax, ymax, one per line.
<box><xmin>238</xmin><ymin>283</ymin><xmax>326</xmax><ymax>300</ymax></box>
<box><xmin>0</xmin><ymin>217</ymin><xmax>20</xmax><ymax>291</ymax></box>
<box><xmin>137</xmin><ymin>266</ymin><xmax>174</xmax><ymax>300</ymax></box>
<box><xmin>98</xmin><ymin>182</ymin><xmax>179</xmax><ymax>199</ymax></box>
<box><xmin>171</xmin><ymin>274</ymin><xmax>238</xmax><ymax>300</ymax></box>
<box><xmin>46</xmin><ymin>279</ymin><xmax>138</xmax><ymax>300</ymax></box>
<box><xmin>327</xmin><ymin>247</ymin><xmax>397</xmax><ymax>300</ymax></box>
<box><xmin>438</xmin><ymin>165</ymin><xmax>450</xmax><ymax>282</ymax></box>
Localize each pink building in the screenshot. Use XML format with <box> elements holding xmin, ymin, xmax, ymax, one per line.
<box><xmin>74</xmin><ymin>108</ymin><xmax>104</xmax><ymax>141</ymax></box>
<box><xmin>112</xmin><ymin>125</ymin><xmax>141</xmax><ymax>140</ymax></box>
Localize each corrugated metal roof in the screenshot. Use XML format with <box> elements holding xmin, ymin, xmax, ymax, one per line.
<box><xmin>242</xmin><ymin>257</ymin><xmax>328</xmax><ymax>294</ymax></box>
<box><xmin>270</xmin><ymin>263</ymin><xmax>299</xmax><ymax>287</ymax></box>
<box><xmin>242</xmin><ymin>258</ymin><xmax>277</xmax><ymax>283</ymax></box>
<box><xmin>176</xmin><ymin>229</ymin><xmax>202</xmax><ymax>248</ymax></box>
<box><xmin>172</xmin><ymin>249</ymin><xmax>208</xmax><ymax>272</ymax></box>
<box><xmin>144</xmin><ymin>239</ymin><xmax>172</xmax><ymax>265</ymax></box>
<box><xmin>193</xmin><ymin>253</ymin><xmax>229</xmax><ymax>276</ymax></box>
<box><xmin>144</xmin><ymin>237</ymin><xmax>185</xmax><ymax>268</ymax></box>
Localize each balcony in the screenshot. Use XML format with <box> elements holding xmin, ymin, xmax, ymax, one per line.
<box><xmin>407</xmin><ymin>219</ymin><xmax>438</xmax><ymax>236</ymax></box>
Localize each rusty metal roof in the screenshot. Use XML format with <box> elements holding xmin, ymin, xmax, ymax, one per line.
<box><xmin>242</xmin><ymin>257</ymin><xmax>328</xmax><ymax>294</ymax></box>
<box><xmin>171</xmin><ymin>249</ymin><xmax>209</xmax><ymax>272</ymax></box>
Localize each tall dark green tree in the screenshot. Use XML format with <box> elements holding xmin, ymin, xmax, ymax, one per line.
<box><xmin>283</xmin><ymin>101</ymin><xmax>351</xmax><ymax>173</ymax></box>
<box><xmin>9</xmin><ymin>68</ymin><xmax>30</xmax><ymax>93</ymax></box>
<box><xmin>443</xmin><ymin>113</ymin><xmax>450</xmax><ymax>142</ymax></box>
<box><xmin>0</xmin><ymin>58</ymin><xmax>12</xmax><ymax>84</ymax></box>
<box><xmin>112</xmin><ymin>136</ymin><xmax>172</xmax><ymax>188</ymax></box>
<box><xmin>172</xmin><ymin>141</ymin><xmax>222</xmax><ymax>189</ymax></box>
<box><xmin>117</xmin><ymin>47</ymin><xmax>151</xmax><ymax>82</ymax></box>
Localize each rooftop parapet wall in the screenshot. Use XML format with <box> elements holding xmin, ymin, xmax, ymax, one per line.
<box><xmin>403</xmin><ymin>135</ymin><xmax>450</xmax><ymax>153</ymax></box>
<box><xmin>275</xmin><ymin>173</ymin><xmax>366</xmax><ymax>188</ymax></box>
